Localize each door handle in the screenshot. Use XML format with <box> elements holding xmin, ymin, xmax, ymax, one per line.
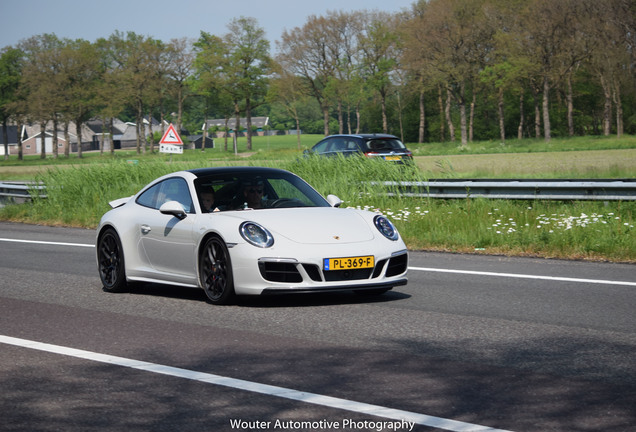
<box><xmin>141</xmin><ymin>224</ymin><xmax>151</xmax><ymax>234</ymax></box>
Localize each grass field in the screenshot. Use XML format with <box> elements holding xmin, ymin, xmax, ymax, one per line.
<box><xmin>1</xmin><ymin>134</ymin><xmax>634</xmax><ymax>262</ymax></box>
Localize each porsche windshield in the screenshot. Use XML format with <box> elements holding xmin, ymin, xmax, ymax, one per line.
<box><xmin>193</xmin><ymin>171</ymin><xmax>330</xmax><ymax>211</ymax></box>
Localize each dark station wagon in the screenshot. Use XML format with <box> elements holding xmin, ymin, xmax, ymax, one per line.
<box><xmin>307</xmin><ymin>134</ymin><xmax>413</xmax><ymax>163</ymax></box>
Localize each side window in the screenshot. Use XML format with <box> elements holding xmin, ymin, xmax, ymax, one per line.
<box><xmin>328</xmin><ymin>138</ymin><xmax>346</xmax><ymax>152</ymax></box>
<box><xmin>312</xmin><ymin>139</ymin><xmax>331</xmax><ymax>154</ymax></box>
<box><xmin>136</xmin><ymin>178</ymin><xmax>194</xmax><ymax>213</ymax></box>
<box><xmin>136</xmin><ymin>182</ymin><xmax>162</xmax><ymax>209</ymax></box>
<box><xmin>344</xmin><ymin>139</ymin><xmax>361</xmax><ymax>151</ymax></box>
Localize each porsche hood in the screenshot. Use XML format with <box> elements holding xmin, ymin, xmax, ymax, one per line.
<box><xmin>227</xmin><ymin>207</ymin><xmax>377</xmax><ymax>244</ymax></box>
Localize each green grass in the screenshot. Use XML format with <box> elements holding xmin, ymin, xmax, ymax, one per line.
<box><xmin>407</xmin><ymin>134</ymin><xmax>636</xmax><ymax>156</ymax></box>
<box><xmin>376</xmin><ymin>199</ymin><xmax>635</xmax><ymax>262</ymax></box>
<box><xmin>1</xmin><ymin>135</ymin><xmax>635</xmax><ymax>262</ymax></box>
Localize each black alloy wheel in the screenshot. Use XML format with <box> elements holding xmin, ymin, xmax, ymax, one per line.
<box><xmin>199</xmin><ymin>236</ymin><xmax>235</xmax><ymax>305</ymax></box>
<box><xmin>98</xmin><ymin>228</ymin><xmax>127</xmax><ymax>292</ymax></box>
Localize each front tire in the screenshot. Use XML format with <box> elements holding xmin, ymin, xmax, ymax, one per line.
<box><xmin>199</xmin><ymin>236</ymin><xmax>235</xmax><ymax>305</ymax></box>
<box><xmin>97</xmin><ymin>228</ymin><xmax>127</xmax><ymax>292</ymax></box>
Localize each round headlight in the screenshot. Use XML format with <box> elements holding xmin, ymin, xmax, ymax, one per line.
<box><xmin>240</xmin><ymin>221</ymin><xmax>274</xmax><ymax>248</ymax></box>
<box><xmin>374</xmin><ymin>215</ymin><xmax>399</xmax><ymax>241</ymax></box>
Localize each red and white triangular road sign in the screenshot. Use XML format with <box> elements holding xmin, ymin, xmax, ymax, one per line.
<box><xmin>159</xmin><ymin>124</ymin><xmax>183</xmax><ymax>145</ymax></box>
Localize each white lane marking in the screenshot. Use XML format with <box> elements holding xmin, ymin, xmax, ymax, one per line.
<box><xmin>2</xmin><ymin>237</ymin><xmax>633</xmax><ymax>287</ymax></box>
<box><xmin>0</xmin><ymin>335</ymin><xmax>513</xmax><ymax>432</ymax></box>
<box><xmin>409</xmin><ymin>266</ymin><xmax>636</xmax><ymax>287</ymax></box>
<box><xmin>0</xmin><ymin>238</ymin><xmax>94</xmax><ymax>248</ymax></box>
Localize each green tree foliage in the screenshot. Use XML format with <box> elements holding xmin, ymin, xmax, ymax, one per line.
<box><xmin>1</xmin><ymin>0</ymin><xmax>634</xmax><ymax>162</ymax></box>
<box><xmin>0</xmin><ymin>47</ymin><xmax>23</xmax><ymax>160</ymax></box>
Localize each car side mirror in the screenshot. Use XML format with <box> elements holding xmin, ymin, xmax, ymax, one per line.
<box><xmin>159</xmin><ymin>201</ymin><xmax>187</xmax><ymax>220</ymax></box>
<box><xmin>326</xmin><ymin>194</ymin><xmax>342</xmax><ymax>208</ymax></box>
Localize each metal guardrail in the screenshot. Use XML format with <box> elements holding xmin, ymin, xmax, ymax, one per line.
<box><xmin>374</xmin><ymin>179</ymin><xmax>636</xmax><ymax>201</ymax></box>
<box><xmin>0</xmin><ymin>181</ymin><xmax>46</xmax><ymax>205</ymax></box>
<box><xmin>1</xmin><ymin>179</ymin><xmax>635</xmax><ymax>204</ymax></box>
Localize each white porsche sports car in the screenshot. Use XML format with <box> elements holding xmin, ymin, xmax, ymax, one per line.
<box><xmin>96</xmin><ymin>167</ymin><xmax>408</xmax><ymax>305</ymax></box>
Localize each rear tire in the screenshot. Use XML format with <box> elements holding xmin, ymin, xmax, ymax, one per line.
<box><xmin>97</xmin><ymin>228</ymin><xmax>128</xmax><ymax>292</ymax></box>
<box><xmin>199</xmin><ymin>236</ymin><xmax>235</xmax><ymax>305</ymax></box>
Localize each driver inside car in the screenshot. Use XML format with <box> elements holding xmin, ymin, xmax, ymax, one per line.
<box><xmin>232</xmin><ymin>179</ymin><xmax>266</xmax><ymax>209</ymax></box>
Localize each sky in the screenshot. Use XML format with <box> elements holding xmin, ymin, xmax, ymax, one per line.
<box><xmin>1</xmin><ymin>0</ymin><xmax>414</xmax><ymax>52</ymax></box>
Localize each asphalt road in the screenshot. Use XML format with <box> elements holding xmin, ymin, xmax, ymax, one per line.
<box><xmin>0</xmin><ymin>221</ymin><xmax>634</xmax><ymax>432</ymax></box>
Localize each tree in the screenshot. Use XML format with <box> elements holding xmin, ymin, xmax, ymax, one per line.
<box><xmin>107</xmin><ymin>31</ymin><xmax>164</xmax><ymax>154</ymax></box>
<box><xmin>94</xmin><ymin>37</ymin><xmax>128</xmax><ymax>155</ymax></box>
<box><xmin>278</xmin><ymin>13</ymin><xmax>344</xmax><ymax>136</ymax></box>
<box><xmin>164</xmin><ymin>38</ymin><xmax>195</xmax><ymax>137</ymax></box>
<box><xmin>0</xmin><ymin>47</ymin><xmax>23</xmax><ymax>160</ymax></box>
<box><xmin>19</xmin><ymin>34</ymin><xmax>68</xmax><ymax>158</ymax></box>
<box><xmin>402</xmin><ymin>0</ymin><xmax>494</xmax><ymax>146</ymax></box>
<box><xmin>586</xmin><ymin>0</ymin><xmax>634</xmax><ymax>137</ymax></box>
<box><xmin>402</xmin><ymin>0</ymin><xmax>440</xmax><ymax>143</ymax></box>
<box><xmin>268</xmin><ymin>62</ymin><xmax>308</xmax><ymax>149</ymax></box>
<box><xmin>224</xmin><ymin>17</ymin><xmax>271</xmax><ymax>151</ymax></box>
<box><xmin>193</xmin><ymin>31</ymin><xmax>234</xmax><ymax>152</ymax></box>
<box><xmin>59</xmin><ymin>38</ymin><xmax>102</xmax><ymax>158</ymax></box>
<box><xmin>358</xmin><ymin>11</ymin><xmax>401</xmax><ymax>134</ymax></box>
<box><xmin>511</xmin><ymin>0</ymin><xmax>589</xmax><ymax>141</ymax></box>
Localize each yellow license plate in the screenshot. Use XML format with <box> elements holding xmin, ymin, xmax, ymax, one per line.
<box><xmin>384</xmin><ymin>155</ymin><xmax>402</xmax><ymax>161</ymax></box>
<box><xmin>324</xmin><ymin>255</ymin><xmax>374</xmax><ymax>271</ymax></box>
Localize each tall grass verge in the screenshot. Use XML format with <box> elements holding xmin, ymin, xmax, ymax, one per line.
<box><xmin>1</xmin><ymin>156</ymin><xmax>634</xmax><ymax>261</ymax></box>
<box><xmin>7</xmin><ymin>161</ymin><xmax>192</xmax><ymax>227</ymax></box>
<box><xmin>377</xmin><ymin>199</ymin><xmax>635</xmax><ymax>262</ymax></box>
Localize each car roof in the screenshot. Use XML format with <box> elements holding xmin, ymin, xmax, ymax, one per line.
<box><xmin>188</xmin><ymin>166</ymin><xmax>293</xmax><ymax>178</ymax></box>
<box><xmin>323</xmin><ymin>133</ymin><xmax>400</xmax><ymax>140</ymax></box>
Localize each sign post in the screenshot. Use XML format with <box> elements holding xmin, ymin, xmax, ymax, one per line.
<box><xmin>159</xmin><ymin>124</ymin><xmax>183</xmax><ymax>156</ymax></box>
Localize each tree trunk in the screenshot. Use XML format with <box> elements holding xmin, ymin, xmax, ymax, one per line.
<box><xmin>458</xmin><ymin>82</ymin><xmax>468</xmax><ymax>147</ymax></box>
<box><xmin>148</xmin><ymin>110</ymin><xmax>155</xmax><ymax>154</ymax></box>
<box><xmin>322</xmin><ymin>105</ymin><xmax>330</xmax><ymax>136</ymax></box>
<box><xmin>469</xmin><ymin>91</ymin><xmax>475</xmax><ymax>143</ymax></box>
<box><xmin>109</xmin><ymin>118</ymin><xmax>115</xmax><ymax>156</ymax></box>
<box><xmin>445</xmin><ymin>88</ymin><xmax>455</xmax><ymax>142</ymax></box>
<box><xmin>613</xmin><ymin>82</ymin><xmax>623</xmax><ymax>138</ymax></box>
<box><xmin>419</xmin><ymin>87</ymin><xmax>425</xmax><ymax>144</ymax></box>
<box><xmin>542</xmin><ymin>75</ymin><xmax>551</xmax><ymax>142</ymax></box>
<box><xmin>76</xmin><ymin>120</ymin><xmax>83</xmax><ymax>158</ymax></box>
<box><xmin>64</xmin><ymin>123</ymin><xmax>70</xmax><ymax>158</ymax></box>
<box><xmin>17</xmin><ymin>119</ymin><xmax>23</xmax><ymax>161</ymax></box>
<box><xmin>397</xmin><ymin>91</ymin><xmax>404</xmax><ymax>142</ymax></box>
<box><xmin>532</xmin><ymin>84</ymin><xmax>541</xmax><ymax>138</ymax></box>
<box><xmin>246</xmin><ymin>98</ymin><xmax>252</xmax><ymax>151</ymax></box>
<box><xmin>498</xmin><ymin>87</ymin><xmax>505</xmax><ymax>143</ymax></box>
<box><xmin>40</xmin><ymin>121</ymin><xmax>46</xmax><ymax>159</ymax></box>
<box><xmin>202</xmin><ymin>117</ymin><xmax>207</xmax><ymax>152</ymax></box>
<box><xmin>2</xmin><ymin>119</ymin><xmax>9</xmax><ymax>160</ymax></box>
<box><xmin>295</xmin><ymin>115</ymin><xmax>301</xmax><ymax>150</ymax></box>
<box><xmin>438</xmin><ymin>86</ymin><xmax>445</xmax><ymax>142</ymax></box>
<box><xmin>135</xmin><ymin>104</ymin><xmax>143</xmax><ymax>154</ymax></box>
<box><xmin>337</xmin><ymin>100</ymin><xmax>344</xmax><ymax>134</ymax></box>
<box><xmin>100</xmin><ymin>118</ymin><xmax>105</xmax><ymax>155</ymax></box>
<box><xmin>177</xmin><ymin>86</ymin><xmax>183</xmax><ymax>137</ymax></box>
<box><xmin>223</xmin><ymin>117</ymin><xmax>229</xmax><ymax>151</ymax></box>
<box><xmin>517</xmin><ymin>92</ymin><xmax>525</xmax><ymax>140</ymax></box>
<box><xmin>135</xmin><ymin>121</ymin><xmax>141</xmax><ymax>154</ymax></box>
<box><xmin>566</xmin><ymin>74</ymin><xmax>574</xmax><ymax>136</ymax></box>
<box><xmin>52</xmin><ymin>118</ymin><xmax>59</xmax><ymax>159</ymax></box>
<box><xmin>381</xmin><ymin>89</ymin><xmax>388</xmax><ymax>134</ymax></box>
<box><xmin>234</xmin><ymin>102</ymin><xmax>240</xmax><ymax>155</ymax></box>
<box><xmin>602</xmin><ymin>76</ymin><xmax>611</xmax><ymax>136</ymax></box>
